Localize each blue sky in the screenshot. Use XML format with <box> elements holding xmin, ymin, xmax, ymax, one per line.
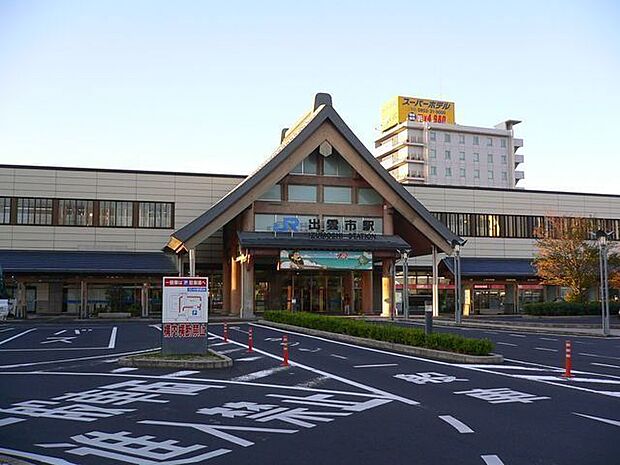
<box><xmin>0</xmin><ymin>1</ymin><xmax>619</xmax><ymax>194</ymax></box>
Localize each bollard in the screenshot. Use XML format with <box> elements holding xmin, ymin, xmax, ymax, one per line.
<box><xmin>565</xmin><ymin>340</ymin><xmax>572</xmax><ymax>378</ymax></box>
<box><xmin>248</xmin><ymin>327</ymin><xmax>254</xmax><ymax>353</ymax></box>
<box><xmin>424</xmin><ymin>308</ymin><xmax>433</xmax><ymax>335</ymax></box>
<box><xmin>223</xmin><ymin>322</ymin><xmax>228</xmax><ymax>342</ymax></box>
<box><xmin>282</xmin><ymin>334</ymin><xmax>289</xmax><ymax>366</ymax></box>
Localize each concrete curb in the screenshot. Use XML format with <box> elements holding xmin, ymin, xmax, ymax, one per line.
<box><xmin>118</xmin><ymin>349</ymin><xmax>233</xmax><ymax>369</ymax></box>
<box><xmin>0</xmin><ymin>455</ymin><xmax>35</xmax><ymax>465</ymax></box>
<box><xmin>258</xmin><ymin>320</ymin><xmax>502</xmax><ymax>364</ymax></box>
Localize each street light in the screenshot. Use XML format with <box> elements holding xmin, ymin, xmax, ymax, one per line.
<box><xmin>595</xmin><ymin>229</ymin><xmax>612</xmax><ymax>336</ymax></box>
<box><xmin>451</xmin><ymin>239</ymin><xmax>467</xmax><ymax>325</ymax></box>
<box><xmin>399</xmin><ymin>249</ymin><xmax>411</xmax><ymax>319</ymax></box>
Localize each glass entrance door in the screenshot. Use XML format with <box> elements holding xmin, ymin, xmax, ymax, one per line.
<box><xmin>289</xmin><ymin>272</ymin><xmax>344</xmax><ymax>313</ymax></box>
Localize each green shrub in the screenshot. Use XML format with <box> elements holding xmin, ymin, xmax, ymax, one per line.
<box><xmin>263</xmin><ymin>311</ymin><xmax>494</xmax><ymax>356</ymax></box>
<box><xmin>522</xmin><ymin>301</ymin><xmax>620</xmax><ymax>316</ymax></box>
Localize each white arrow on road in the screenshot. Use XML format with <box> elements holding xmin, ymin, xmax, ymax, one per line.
<box><xmin>573</xmin><ymin>413</ymin><xmax>620</xmax><ymax>427</ymax></box>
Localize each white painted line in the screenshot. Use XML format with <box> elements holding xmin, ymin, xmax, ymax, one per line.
<box><xmin>103</xmin><ymin>358</ymin><xmax>119</xmax><ymax>363</ymax></box>
<box><xmin>232</xmin><ymin>327</ymin><xmax>249</xmax><ymax>334</ymax></box>
<box><xmin>573</xmin><ymin>413</ymin><xmax>620</xmax><ymax>427</ymax></box>
<box><xmin>54</xmin><ymin>330</ymin><xmax>66</xmax><ymax>336</ymax></box>
<box><xmin>517</xmin><ymin>375</ymin><xmax>620</xmax><ymax>385</ymax></box>
<box><xmin>107</xmin><ymin>326</ymin><xmax>117</xmax><ymax>349</ymax></box>
<box><xmin>496</xmin><ymin>342</ymin><xmax>517</xmax><ymax>347</ymax></box>
<box><xmin>217</xmin><ymin>347</ymin><xmax>245</xmax><ymax>355</ymax></box>
<box><xmin>508</xmin><ymin>334</ymin><xmax>526</xmax><ymax>338</ymax></box>
<box><xmin>0</xmin><ymin>347</ymin><xmax>160</xmax><ymax>369</ymax></box>
<box><xmin>149</xmin><ymin>324</ymin><xmax>162</xmax><ymax>331</ymax></box>
<box><xmin>211</xmin><ymin>342</ymin><xmax>230</xmax><ymax>347</ymax></box>
<box><xmin>484</xmin><ymin>331</ymin><xmax>498</xmax><ymax>335</ymax></box>
<box><xmin>456</xmin><ymin>365</ymin><xmax>545</xmax><ymax>371</ymax></box>
<box><xmin>353</xmin><ymin>363</ymin><xmax>398</xmax><ymax>369</ymax></box>
<box><xmin>0</xmin><ymin>417</ymin><xmax>25</xmax><ymax>427</ymax></box>
<box><xmin>591</xmin><ymin>362</ymin><xmax>620</xmax><ymax>369</ymax></box>
<box><xmin>481</xmin><ymin>455</ymin><xmax>505</xmax><ymax>465</ymax></box>
<box><xmin>438</xmin><ymin>415</ymin><xmax>474</xmax><ymax>433</ymax></box>
<box><xmin>330</xmin><ymin>354</ymin><xmax>348</xmax><ymax>360</ymax></box>
<box><xmin>539</xmin><ymin>337</ymin><xmax>558</xmax><ymax>341</ymax></box>
<box><xmin>0</xmin><ymin>447</ymin><xmax>78</xmax><ymax>465</ymax></box>
<box><xmin>74</xmin><ymin>329</ymin><xmax>80</xmax><ymax>335</ymax></box>
<box><xmin>0</xmin><ymin>327</ymin><xmax>15</xmax><ymax>333</ymax></box>
<box><xmin>232</xmin><ymin>366</ymin><xmax>289</xmax><ymax>382</ymax></box>
<box><xmin>110</xmin><ymin>367</ymin><xmax>138</xmax><ymax>373</ymax></box>
<box><xmin>535</xmin><ymin>347</ymin><xmax>558</xmax><ymax>352</ymax></box>
<box><xmin>579</xmin><ymin>352</ymin><xmax>620</xmax><ymax>361</ymax></box>
<box><xmin>0</xmin><ymin>328</ymin><xmax>36</xmax><ymax>346</ymax></box>
<box><xmin>236</xmin><ymin>356</ymin><xmax>262</xmax><ymax>362</ymax></box>
<box><xmin>165</xmin><ymin>370</ymin><xmax>200</xmax><ymax>378</ymax></box>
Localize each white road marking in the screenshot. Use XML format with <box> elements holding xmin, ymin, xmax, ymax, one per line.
<box><xmin>296</xmin><ymin>375</ymin><xmax>330</xmax><ymax>389</ymax></box>
<box><xmin>232</xmin><ymin>327</ymin><xmax>249</xmax><ymax>334</ymax></box>
<box><xmin>165</xmin><ymin>370</ymin><xmax>200</xmax><ymax>377</ymax></box>
<box><xmin>438</xmin><ymin>415</ymin><xmax>474</xmax><ymax>433</ymax></box>
<box><xmin>508</xmin><ymin>334</ymin><xmax>526</xmax><ymax>338</ymax></box>
<box><xmin>40</xmin><ymin>336</ymin><xmax>77</xmax><ymax>345</ymax></box>
<box><xmin>236</xmin><ymin>356</ymin><xmax>262</xmax><ymax>362</ymax></box>
<box><xmin>74</xmin><ymin>329</ymin><xmax>80</xmax><ymax>335</ymax></box>
<box><xmin>298</xmin><ymin>348</ymin><xmax>321</xmax><ymax>353</ymax></box>
<box><xmin>0</xmin><ymin>328</ymin><xmax>36</xmax><ymax>346</ymax></box>
<box><xmin>103</xmin><ymin>358</ymin><xmax>119</xmax><ymax>363</ymax></box>
<box><xmin>211</xmin><ymin>342</ymin><xmax>230</xmax><ymax>347</ymax></box>
<box><xmin>149</xmin><ymin>324</ymin><xmax>162</xmax><ymax>331</ymax></box>
<box><xmin>0</xmin><ymin>447</ymin><xmax>78</xmax><ymax>465</ymax></box>
<box><xmin>481</xmin><ymin>455</ymin><xmax>505</xmax><ymax>465</ymax></box>
<box><xmin>110</xmin><ymin>367</ymin><xmax>138</xmax><ymax>373</ymax></box>
<box><xmin>539</xmin><ymin>337</ymin><xmax>558</xmax><ymax>341</ymax></box>
<box><xmin>232</xmin><ymin>366</ymin><xmax>289</xmax><ymax>382</ymax></box>
<box><xmin>218</xmin><ymin>347</ymin><xmax>246</xmax><ymax>355</ymax></box>
<box><xmin>354</xmin><ymin>363</ymin><xmax>399</xmax><ymax>369</ymax></box>
<box><xmin>579</xmin><ymin>352</ymin><xmax>620</xmax><ymax>361</ymax></box>
<box><xmin>0</xmin><ymin>327</ymin><xmax>15</xmax><ymax>333</ymax></box>
<box><xmin>0</xmin><ymin>347</ymin><xmax>160</xmax><ymax>369</ymax></box>
<box><xmin>0</xmin><ymin>417</ymin><xmax>25</xmax><ymax>427</ymax></box>
<box><xmin>517</xmin><ymin>375</ymin><xmax>620</xmax><ymax>385</ymax></box>
<box><xmin>591</xmin><ymin>362</ymin><xmax>620</xmax><ymax>369</ymax></box>
<box><xmin>534</xmin><ymin>347</ymin><xmax>558</xmax><ymax>352</ymax></box>
<box><xmin>330</xmin><ymin>354</ymin><xmax>348</xmax><ymax>360</ymax></box>
<box><xmin>496</xmin><ymin>342</ymin><xmax>517</xmax><ymax>347</ymax></box>
<box><xmin>54</xmin><ymin>330</ymin><xmax>66</xmax><ymax>335</ymax></box>
<box><xmin>573</xmin><ymin>413</ymin><xmax>620</xmax><ymax>427</ymax></box>
<box><xmin>457</xmin><ymin>365</ymin><xmax>545</xmax><ymax>371</ymax></box>
<box><xmin>107</xmin><ymin>326</ymin><xmax>117</xmax><ymax>349</ymax></box>
<box><xmin>484</xmin><ymin>331</ymin><xmax>498</xmax><ymax>335</ymax></box>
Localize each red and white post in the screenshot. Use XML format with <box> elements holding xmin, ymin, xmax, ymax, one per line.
<box><xmin>564</xmin><ymin>340</ymin><xmax>572</xmax><ymax>378</ymax></box>
<box><xmin>223</xmin><ymin>323</ymin><xmax>228</xmax><ymax>343</ymax></box>
<box><xmin>282</xmin><ymin>334</ymin><xmax>289</xmax><ymax>367</ymax></box>
<box><xmin>248</xmin><ymin>327</ymin><xmax>254</xmax><ymax>353</ymax></box>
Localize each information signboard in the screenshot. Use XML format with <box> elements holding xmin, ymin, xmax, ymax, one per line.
<box><xmin>161</xmin><ymin>277</ymin><xmax>209</xmax><ymax>354</ymax></box>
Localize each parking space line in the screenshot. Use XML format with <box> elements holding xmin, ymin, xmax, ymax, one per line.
<box><xmin>149</xmin><ymin>324</ymin><xmax>162</xmax><ymax>331</ymax></box>
<box><xmin>579</xmin><ymin>353</ymin><xmax>620</xmax><ymax>361</ymax></box>
<box><xmin>0</xmin><ymin>327</ymin><xmax>15</xmax><ymax>333</ymax></box>
<box><xmin>0</xmin><ymin>328</ymin><xmax>36</xmax><ymax>346</ymax></box>
<box><xmin>0</xmin><ymin>447</ymin><xmax>79</xmax><ymax>465</ymax></box>
<box><xmin>481</xmin><ymin>455</ymin><xmax>505</xmax><ymax>465</ymax></box>
<box><xmin>509</xmin><ymin>334</ymin><xmax>526</xmax><ymax>338</ymax></box>
<box><xmin>0</xmin><ymin>347</ymin><xmax>160</xmax><ymax>369</ymax></box>
<box><xmin>539</xmin><ymin>337</ymin><xmax>558</xmax><ymax>342</ymax></box>
<box><xmin>107</xmin><ymin>327</ymin><xmax>118</xmax><ymax>349</ymax></box>
<box><xmin>438</xmin><ymin>415</ymin><xmax>474</xmax><ymax>433</ymax></box>
<box><xmin>353</xmin><ymin>363</ymin><xmax>398</xmax><ymax>369</ymax></box>
<box><xmin>165</xmin><ymin>370</ymin><xmax>200</xmax><ymax>377</ymax></box>
<box><xmin>573</xmin><ymin>412</ymin><xmax>620</xmax><ymax>427</ymax></box>
<box><xmin>330</xmin><ymin>354</ymin><xmax>348</xmax><ymax>360</ymax></box>
<box><xmin>534</xmin><ymin>347</ymin><xmax>558</xmax><ymax>352</ymax></box>
<box><xmin>110</xmin><ymin>367</ymin><xmax>138</xmax><ymax>373</ymax></box>
<box><xmin>591</xmin><ymin>362</ymin><xmax>620</xmax><ymax>369</ymax></box>
<box><xmin>496</xmin><ymin>342</ymin><xmax>517</xmax><ymax>347</ymax></box>
<box><xmin>232</xmin><ymin>366</ymin><xmax>289</xmax><ymax>382</ymax></box>
<box><xmin>54</xmin><ymin>330</ymin><xmax>66</xmax><ymax>336</ymax></box>
<box><xmin>0</xmin><ymin>417</ymin><xmax>25</xmax><ymax>427</ymax></box>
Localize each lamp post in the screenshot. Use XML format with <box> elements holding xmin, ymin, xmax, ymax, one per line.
<box><xmin>595</xmin><ymin>230</ymin><xmax>612</xmax><ymax>336</ymax></box>
<box><xmin>452</xmin><ymin>239</ymin><xmax>466</xmax><ymax>325</ymax></box>
<box><xmin>400</xmin><ymin>249</ymin><xmax>411</xmax><ymax>319</ymax></box>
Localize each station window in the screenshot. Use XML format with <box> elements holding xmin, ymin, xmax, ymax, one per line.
<box><xmin>288</xmin><ymin>185</ymin><xmax>317</xmax><ymax>202</ymax></box>
<box><xmin>257</xmin><ymin>184</ymin><xmax>281</xmax><ymax>201</ymax></box>
<box><xmin>324</xmin><ymin>186</ymin><xmax>352</xmax><ymax>204</ymax></box>
<box><xmin>138</xmin><ymin>202</ymin><xmax>173</xmax><ymax>228</ymax></box>
<box><xmin>0</xmin><ymin>197</ymin><xmax>10</xmax><ymax>224</ymax></box>
<box><xmin>99</xmin><ymin>201</ymin><xmax>133</xmax><ymax>227</ymax></box>
<box><xmin>323</xmin><ymin>154</ymin><xmax>353</xmax><ymax>177</ymax></box>
<box><xmin>291</xmin><ymin>153</ymin><xmax>318</xmax><ymax>175</ymax></box>
<box><xmin>358</xmin><ymin>188</ymin><xmax>382</xmax><ymax>205</ymax></box>
<box><xmin>58</xmin><ymin>199</ymin><xmax>94</xmax><ymax>226</ymax></box>
<box><xmin>16</xmin><ymin>198</ymin><xmax>53</xmax><ymax>225</ymax></box>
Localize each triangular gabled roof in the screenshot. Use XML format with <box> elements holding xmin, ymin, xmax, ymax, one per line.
<box><xmin>167</xmin><ymin>93</ymin><xmax>462</xmax><ymax>255</ymax></box>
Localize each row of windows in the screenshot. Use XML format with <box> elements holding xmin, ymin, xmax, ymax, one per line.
<box><xmin>258</xmin><ymin>184</ymin><xmax>382</xmax><ymax>206</ymax></box>
<box><xmin>0</xmin><ymin>197</ymin><xmax>174</xmax><ymax>228</ymax></box>
<box><xmin>429</xmin><ymin>150</ymin><xmax>508</xmax><ymax>164</ymax></box>
<box><xmin>429</xmin><ymin>167</ymin><xmax>509</xmax><ymax>181</ymax></box>
<box><xmin>290</xmin><ymin>153</ymin><xmax>353</xmax><ymax>177</ymax></box>
<box><xmin>429</xmin><ymin>132</ymin><xmax>508</xmax><ymax>148</ymax></box>
<box><xmin>433</xmin><ymin>212</ymin><xmax>620</xmax><ymax>239</ymax></box>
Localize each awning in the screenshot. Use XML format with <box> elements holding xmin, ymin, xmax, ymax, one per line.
<box><xmin>0</xmin><ymin>250</ymin><xmax>177</xmax><ymax>275</ymax></box>
<box><xmin>442</xmin><ymin>257</ymin><xmax>537</xmax><ymax>277</ymax></box>
<box><xmin>237</xmin><ymin>231</ymin><xmax>410</xmax><ymax>252</ymax></box>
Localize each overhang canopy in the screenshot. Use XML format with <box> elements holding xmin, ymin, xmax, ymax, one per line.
<box><xmin>0</xmin><ymin>250</ymin><xmax>177</xmax><ymax>275</ymax></box>
<box><xmin>442</xmin><ymin>257</ymin><xmax>537</xmax><ymax>278</ymax></box>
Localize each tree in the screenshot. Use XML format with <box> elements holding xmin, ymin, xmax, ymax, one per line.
<box><xmin>533</xmin><ymin>217</ymin><xmax>619</xmax><ymax>303</ymax></box>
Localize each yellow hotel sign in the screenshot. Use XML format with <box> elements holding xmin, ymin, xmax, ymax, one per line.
<box><xmin>381</xmin><ymin>96</ymin><xmax>456</xmax><ymax>131</ymax></box>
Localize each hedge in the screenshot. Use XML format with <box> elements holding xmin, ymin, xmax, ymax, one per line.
<box><xmin>263</xmin><ymin>311</ymin><xmax>494</xmax><ymax>356</ymax></box>
<box><xmin>522</xmin><ymin>301</ymin><xmax>620</xmax><ymax>316</ymax></box>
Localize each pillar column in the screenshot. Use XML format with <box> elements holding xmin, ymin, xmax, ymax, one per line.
<box><xmin>16</xmin><ymin>281</ymin><xmax>26</xmax><ymax>319</ymax></box>
<box><xmin>222</xmin><ymin>255</ymin><xmax>231</xmax><ymax>315</ymax></box>
<box><xmin>230</xmin><ymin>256</ymin><xmax>240</xmax><ymax>316</ymax></box>
<box><xmin>80</xmin><ymin>280</ymin><xmax>88</xmax><ymax>319</ymax></box>
<box><xmin>141</xmin><ymin>283</ymin><xmax>150</xmax><ymax>318</ymax></box>
<box><xmin>361</xmin><ymin>270</ymin><xmax>373</xmax><ymax>314</ymax></box>
<box><xmin>241</xmin><ymin>255</ymin><xmax>254</xmax><ymax>319</ymax></box>
<box><xmin>432</xmin><ymin>246</ymin><xmax>439</xmax><ymax>317</ymax></box>
<box><xmin>188</xmin><ymin>249</ymin><xmax>196</xmax><ymax>277</ymax></box>
<box><xmin>381</xmin><ymin>259</ymin><xmax>393</xmax><ymax>317</ymax></box>
<box><xmin>343</xmin><ymin>271</ymin><xmax>354</xmax><ymax>315</ymax></box>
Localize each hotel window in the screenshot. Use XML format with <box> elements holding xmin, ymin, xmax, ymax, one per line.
<box><xmin>0</xmin><ymin>197</ymin><xmax>10</xmax><ymax>224</ymax></box>
<box><xmin>458</xmin><ymin>134</ymin><xmax>465</xmax><ymax>144</ymax></box>
<box><xmin>445</xmin><ymin>150</ymin><xmax>451</xmax><ymax>160</ymax></box>
<box><xmin>287</xmin><ymin>185</ymin><xmax>317</xmax><ymax>202</ymax></box>
<box><xmin>324</xmin><ymin>186</ymin><xmax>352</xmax><ymax>204</ymax></box>
<box><xmin>473</xmin><ymin>135</ymin><xmax>479</xmax><ymax>145</ymax></box>
<box><xmin>358</xmin><ymin>188</ymin><xmax>382</xmax><ymax>205</ymax></box>
<box><xmin>58</xmin><ymin>199</ymin><xmax>94</xmax><ymax>226</ymax></box>
<box><xmin>445</xmin><ymin>167</ymin><xmax>452</xmax><ymax>177</ymax></box>
<box><xmin>502</xmin><ymin>171</ymin><xmax>508</xmax><ymax>181</ymax></box>
<box><xmin>16</xmin><ymin>198</ymin><xmax>53</xmax><ymax>225</ymax></box>
<box><xmin>488</xmin><ymin>153</ymin><xmax>494</xmax><ymax>163</ymax></box>
<box><xmin>323</xmin><ymin>154</ymin><xmax>352</xmax><ymax>177</ymax></box>
<box><xmin>488</xmin><ymin>170</ymin><xmax>494</xmax><ymax>180</ymax></box>
<box><xmin>430</xmin><ymin>131</ymin><xmax>436</xmax><ymax>141</ymax></box>
<box><xmin>138</xmin><ymin>202</ymin><xmax>173</xmax><ymax>228</ymax></box>
<box><xmin>501</xmin><ymin>154</ymin><xmax>507</xmax><ymax>164</ymax></box>
<box><xmin>460</xmin><ymin>167</ymin><xmax>466</xmax><ymax>178</ymax></box>
<box><xmin>459</xmin><ymin>151</ymin><xmax>466</xmax><ymax>161</ymax></box>
<box><xmin>473</xmin><ymin>152</ymin><xmax>480</xmax><ymax>162</ymax></box>
<box><xmin>257</xmin><ymin>184</ymin><xmax>281</xmax><ymax>201</ymax></box>
<box><xmin>444</xmin><ymin>133</ymin><xmax>451</xmax><ymax>143</ymax></box>
<box><xmin>291</xmin><ymin>152</ymin><xmax>318</xmax><ymax>175</ymax></box>
<box><xmin>501</xmin><ymin>139</ymin><xmax>507</xmax><ymax>148</ymax></box>
<box><xmin>474</xmin><ymin>169</ymin><xmax>480</xmax><ymax>179</ymax></box>
<box><xmin>429</xmin><ymin>148</ymin><xmax>436</xmax><ymax>159</ymax></box>
<box><xmin>99</xmin><ymin>201</ymin><xmax>133</xmax><ymax>227</ymax></box>
<box><xmin>430</xmin><ymin>166</ymin><xmax>437</xmax><ymax>176</ymax></box>
<box><xmin>487</xmin><ymin>137</ymin><xmax>493</xmax><ymax>146</ymax></box>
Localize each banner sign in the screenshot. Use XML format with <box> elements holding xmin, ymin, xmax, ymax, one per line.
<box><xmin>381</xmin><ymin>96</ymin><xmax>456</xmax><ymax>131</ymax></box>
<box><xmin>279</xmin><ymin>250</ymin><xmax>372</xmax><ymax>270</ymax></box>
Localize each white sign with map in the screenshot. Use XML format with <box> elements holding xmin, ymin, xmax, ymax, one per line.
<box><xmin>162</xmin><ymin>277</ymin><xmax>209</xmax><ymax>324</ymax></box>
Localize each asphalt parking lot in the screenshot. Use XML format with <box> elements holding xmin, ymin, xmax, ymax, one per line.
<box><xmin>0</xmin><ymin>321</ymin><xmax>619</xmax><ymax>465</ymax></box>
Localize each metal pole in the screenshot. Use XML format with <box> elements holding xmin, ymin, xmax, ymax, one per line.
<box><xmin>189</xmin><ymin>249</ymin><xmax>196</xmax><ymax>277</ymax></box>
<box><xmin>455</xmin><ymin>245</ymin><xmax>462</xmax><ymax>325</ymax></box>
<box><xmin>402</xmin><ymin>250</ymin><xmax>409</xmax><ymax>320</ymax></box>
<box><xmin>602</xmin><ymin>241</ymin><xmax>610</xmax><ymax>336</ymax></box>
<box><xmin>431</xmin><ymin>246</ymin><xmax>438</xmax><ymax>317</ymax></box>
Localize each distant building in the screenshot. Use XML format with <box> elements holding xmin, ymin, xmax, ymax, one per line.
<box><xmin>375</xmin><ymin>96</ymin><xmax>524</xmax><ymax>188</ymax></box>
